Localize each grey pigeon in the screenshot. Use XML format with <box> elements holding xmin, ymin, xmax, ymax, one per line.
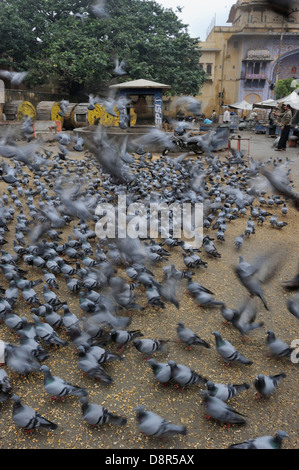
<box><xmin>19</xmin><ymin>334</ymin><xmax>49</xmax><ymax>362</ymax></box>
<box><xmin>77</xmin><ymin>347</ymin><xmax>113</xmax><ymax>384</ymax></box>
<box><xmin>4</xmin><ymin>343</ymin><xmax>41</xmax><ymax>375</ymax></box>
<box><xmin>0</xmin><ymin>368</ymin><xmax>12</xmax><ymax>401</ymax></box>
<box><xmin>168</xmin><ymin>360</ymin><xmax>207</xmax><ymax>389</ymax></box>
<box><xmin>287</xmin><ymin>294</ymin><xmax>299</xmax><ymax>319</ymax></box>
<box><xmin>196</xmin><ymin>291</ymin><xmax>224</xmax><ymax>308</ymax></box>
<box><xmin>110</xmin><ymin>329</ymin><xmax>143</xmax><ymax>351</ymax></box>
<box><xmin>79</xmin><ymin>343</ymin><xmax>121</xmax><ymax>364</ymax></box>
<box><xmin>281</xmin><ymin>266</ymin><xmax>299</xmax><ymax>290</ymax></box>
<box><xmin>176</xmin><ymin>322</ymin><xmax>210</xmax><ymax>350</ymax></box>
<box><xmin>254</xmin><ymin>372</ymin><xmax>287</xmax><ymax>398</ymax></box>
<box><xmin>230</xmin><ymin>299</ymin><xmax>264</xmax><ymax>337</ymax></box>
<box><xmin>228</xmin><ymin>430</ymin><xmax>289</xmax><ymax>449</ymax></box>
<box><xmin>133</xmin><ymin>338</ymin><xmax>168</xmax><ymax>359</ymax></box>
<box><xmin>12</xmin><ymin>394</ymin><xmax>58</xmax><ymax>431</ymax></box>
<box><xmin>80</xmin><ymin>396</ymin><xmax>127</xmax><ymax>426</ymax></box>
<box><xmin>40</xmin><ymin>365</ymin><xmax>88</xmax><ymax>399</ymax></box>
<box><xmin>32</xmin><ymin>315</ymin><xmax>68</xmax><ymax>347</ymax></box>
<box><xmin>147</xmin><ymin>358</ymin><xmax>172</xmax><ymax>385</ymax></box>
<box><xmin>0</xmin><ymin>70</ymin><xmax>28</xmax><ymax>85</ymax></box>
<box><xmin>202</xmin><ymin>391</ymin><xmax>247</xmax><ymax>426</ymax></box>
<box><xmin>213</xmin><ymin>331</ymin><xmax>253</xmax><ymax>366</ymax></box>
<box><xmin>266</xmin><ymin>330</ymin><xmax>293</xmax><ymax>359</ymax></box>
<box><xmin>234</xmin><ymin>252</ymin><xmax>283</xmax><ymax>310</ymax></box>
<box><xmin>135</xmin><ymin>405</ymin><xmax>187</xmax><ymax>437</ymax></box>
<box><xmin>206</xmin><ymin>380</ymin><xmax>250</xmax><ymax>402</ymax></box>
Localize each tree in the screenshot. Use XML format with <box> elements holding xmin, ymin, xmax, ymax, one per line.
<box><xmin>275</xmin><ymin>77</ymin><xmax>299</xmax><ymax>99</ymax></box>
<box><xmin>0</xmin><ymin>0</ymin><xmax>205</xmax><ymax>96</ymax></box>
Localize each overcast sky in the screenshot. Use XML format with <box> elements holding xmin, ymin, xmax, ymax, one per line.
<box><xmin>156</xmin><ymin>0</ymin><xmax>236</xmax><ymax>40</ymax></box>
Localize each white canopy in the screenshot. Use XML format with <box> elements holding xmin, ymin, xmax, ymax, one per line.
<box><xmin>229</xmin><ymin>100</ymin><xmax>253</xmax><ymax>110</ymax></box>
<box><xmin>254</xmin><ymin>99</ymin><xmax>278</xmax><ymax>109</ymax></box>
<box><xmin>277</xmin><ymin>91</ymin><xmax>299</xmax><ymax>111</ymax></box>
<box><xmin>254</xmin><ymin>90</ymin><xmax>299</xmax><ymax>110</ymax></box>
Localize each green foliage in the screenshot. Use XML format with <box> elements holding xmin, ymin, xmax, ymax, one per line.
<box><xmin>275</xmin><ymin>77</ymin><xmax>299</xmax><ymax>99</ymax></box>
<box><xmin>0</xmin><ymin>0</ymin><xmax>205</xmax><ymax>95</ymax></box>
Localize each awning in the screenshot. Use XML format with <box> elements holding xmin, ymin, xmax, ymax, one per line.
<box><xmin>277</xmin><ymin>91</ymin><xmax>299</xmax><ymax>111</ymax></box>
<box><xmin>109</xmin><ymin>79</ymin><xmax>171</xmax><ymax>90</ymax></box>
<box><xmin>253</xmin><ymin>99</ymin><xmax>278</xmax><ymax>109</ymax></box>
<box><xmin>228</xmin><ymin>100</ymin><xmax>253</xmax><ymax>110</ymax></box>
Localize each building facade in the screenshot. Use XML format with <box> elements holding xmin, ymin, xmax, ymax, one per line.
<box><xmin>198</xmin><ymin>0</ymin><xmax>299</xmax><ymax>117</ymax></box>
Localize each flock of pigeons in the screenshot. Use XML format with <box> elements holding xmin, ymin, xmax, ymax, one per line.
<box><xmin>0</xmin><ymin>117</ymin><xmax>298</xmax><ymax>450</ymax></box>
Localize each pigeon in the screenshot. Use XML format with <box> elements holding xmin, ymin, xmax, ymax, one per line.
<box><xmin>229</xmin><ymin>299</ymin><xmax>264</xmax><ymax>337</ymax></box>
<box><xmin>77</xmin><ymin>347</ymin><xmax>113</xmax><ymax>384</ymax></box>
<box><xmin>205</xmin><ymin>380</ymin><xmax>250</xmax><ymax>402</ymax></box>
<box><xmin>0</xmin><ymin>70</ymin><xmax>28</xmax><ymax>85</ymax></box>
<box><xmin>147</xmin><ymin>358</ymin><xmax>172</xmax><ymax>385</ymax></box>
<box><xmin>176</xmin><ymin>322</ymin><xmax>210</xmax><ymax>350</ymax></box>
<box><xmin>40</xmin><ymin>365</ymin><xmax>88</xmax><ymax>400</ymax></box>
<box><xmin>78</xmin><ymin>342</ymin><xmax>121</xmax><ymax>364</ymax></box>
<box><xmin>12</xmin><ymin>394</ymin><xmax>58</xmax><ymax>431</ymax></box>
<box><xmin>167</xmin><ymin>360</ymin><xmax>207</xmax><ymax>389</ymax></box>
<box><xmin>253</xmin><ymin>372</ymin><xmax>287</xmax><ymax>398</ymax></box>
<box><xmin>234</xmin><ymin>252</ymin><xmax>283</xmax><ymax>310</ymax></box>
<box><xmin>266</xmin><ymin>330</ymin><xmax>293</xmax><ymax>359</ymax></box>
<box><xmin>135</xmin><ymin>405</ymin><xmax>187</xmax><ymax>438</ymax></box>
<box><xmin>19</xmin><ymin>334</ymin><xmax>49</xmax><ymax>362</ymax></box>
<box><xmin>80</xmin><ymin>396</ymin><xmax>127</xmax><ymax>426</ymax></box>
<box><xmin>110</xmin><ymin>329</ymin><xmax>143</xmax><ymax>351</ymax></box>
<box><xmin>0</xmin><ymin>368</ymin><xmax>12</xmax><ymax>401</ymax></box>
<box><xmin>90</xmin><ymin>1</ymin><xmax>109</xmax><ymax>18</ymax></box>
<box><xmin>213</xmin><ymin>331</ymin><xmax>253</xmax><ymax>366</ymax></box>
<box><xmin>4</xmin><ymin>343</ymin><xmax>41</xmax><ymax>375</ymax></box>
<box><xmin>32</xmin><ymin>315</ymin><xmax>68</xmax><ymax>347</ymax></box>
<box><xmin>201</xmin><ymin>391</ymin><xmax>247</xmax><ymax>426</ymax></box>
<box><xmin>228</xmin><ymin>430</ymin><xmax>289</xmax><ymax>449</ymax></box>
<box><xmin>114</xmin><ymin>56</ymin><xmax>127</xmax><ymax>76</ymax></box>
<box><xmin>261</xmin><ymin>167</ymin><xmax>299</xmax><ymax>210</ymax></box>
<box><xmin>287</xmin><ymin>294</ymin><xmax>299</xmax><ymax>319</ymax></box>
<box><xmin>196</xmin><ymin>291</ymin><xmax>224</xmax><ymax>308</ymax></box>
<box><xmin>282</xmin><ymin>266</ymin><xmax>299</xmax><ymax>290</ymax></box>
<box><xmin>133</xmin><ymin>338</ymin><xmax>168</xmax><ymax>359</ymax></box>
<box><xmin>234</xmin><ymin>234</ymin><xmax>244</xmax><ymax>250</ymax></box>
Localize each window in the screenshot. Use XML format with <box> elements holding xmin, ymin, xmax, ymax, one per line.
<box><xmin>206</xmin><ymin>64</ymin><xmax>212</xmax><ymax>75</ymax></box>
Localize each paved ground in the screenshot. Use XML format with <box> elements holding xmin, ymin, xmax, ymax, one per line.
<box><xmin>0</xmin><ymin>128</ymin><xmax>298</xmax><ymax>450</ymax></box>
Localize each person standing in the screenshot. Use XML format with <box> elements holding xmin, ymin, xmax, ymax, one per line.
<box><xmin>223</xmin><ymin>107</ymin><xmax>231</xmax><ymax>124</ymax></box>
<box><xmin>210</xmin><ymin>109</ymin><xmax>217</xmax><ymax>122</ymax></box>
<box><xmin>275</xmin><ymin>104</ymin><xmax>293</xmax><ymax>151</ymax></box>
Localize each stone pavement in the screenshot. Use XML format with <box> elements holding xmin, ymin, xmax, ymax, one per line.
<box><xmin>225</xmin><ymin>129</ymin><xmax>299</xmax><ymax>183</ymax></box>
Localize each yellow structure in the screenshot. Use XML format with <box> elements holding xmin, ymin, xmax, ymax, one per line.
<box><xmin>3</xmin><ymin>100</ymin><xmax>36</xmax><ymax>121</ymax></box>
<box><xmin>36</xmin><ymin>101</ymin><xmax>65</xmax><ymax>126</ymax></box>
<box><xmin>198</xmin><ymin>0</ymin><xmax>299</xmax><ymax>118</ymax></box>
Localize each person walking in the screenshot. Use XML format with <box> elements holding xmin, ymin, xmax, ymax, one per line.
<box><xmin>275</xmin><ymin>104</ymin><xmax>293</xmax><ymax>151</ymax></box>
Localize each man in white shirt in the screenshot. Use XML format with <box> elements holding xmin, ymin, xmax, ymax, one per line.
<box><xmin>223</xmin><ymin>108</ymin><xmax>231</xmax><ymax>123</ymax></box>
